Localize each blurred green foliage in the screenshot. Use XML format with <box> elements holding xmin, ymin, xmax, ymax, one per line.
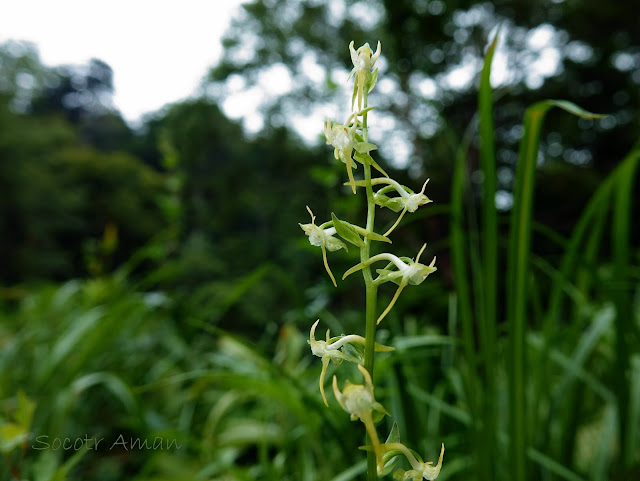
<box><xmin>0</xmin><ymin>0</ymin><xmax>639</xmax><ymax>479</ymax></box>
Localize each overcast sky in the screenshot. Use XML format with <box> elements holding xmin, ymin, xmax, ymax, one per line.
<box><xmin>0</xmin><ymin>0</ymin><xmax>246</xmax><ymax>123</ymax></box>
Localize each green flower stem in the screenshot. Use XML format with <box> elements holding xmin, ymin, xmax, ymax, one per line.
<box><xmin>360</xmin><ymin>90</ymin><xmax>379</xmax><ymax>481</ymax></box>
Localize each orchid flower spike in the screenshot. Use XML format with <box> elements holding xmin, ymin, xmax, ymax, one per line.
<box><xmin>342</xmin><ymin>244</ymin><xmax>437</xmax><ymax>324</ymax></box>
<box><xmin>308</xmin><ymin>320</ymin><xmax>394</xmax><ymax>406</ymax></box>
<box><xmin>299</xmin><ymin>206</ymin><xmax>347</xmax><ymax>287</ymax></box>
<box><xmin>381</xmin><ymin>442</ymin><xmax>444</xmax><ymax>480</ymax></box>
<box><xmin>348</xmin><ymin>41</ymin><xmax>382</xmax><ymax>112</ymax></box>
<box><xmin>333</xmin><ymin>365</ymin><xmax>390</xmax><ymax>471</ymax></box>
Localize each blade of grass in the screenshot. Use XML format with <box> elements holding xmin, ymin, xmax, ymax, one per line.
<box><xmin>449</xmin><ymin>122</ymin><xmax>476</xmax><ymax>368</ymax></box>
<box><xmin>539</xmin><ymin>142</ymin><xmax>639</xmax><ymax>468</ymax></box>
<box><xmin>477</xmin><ymin>30</ymin><xmax>499</xmax><ymax>481</ymax></box>
<box><xmin>591</xmin><ymin>404</ymin><xmax>618</xmax><ymax>481</ymax></box>
<box><xmin>628</xmin><ymin>356</ymin><xmax>640</xmax><ymax>467</ymax></box>
<box><xmin>478</xmin><ymin>29</ymin><xmax>499</xmax><ymax>374</ymax></box>
<box><xmin>507</xmin><ymin>100</ymin><xmax>605</xmax><ymax>481</ymax></box>
<box><xmin>553</xmin><ymin>305</ymin><xmax>615</xmax><ymax>401</ymax></box>
<box><xmin>407</xmin><ymin>384</ymin><xmax>473</xmax><ymax>425</ymax></box>
<box><xmin>527</xmin><ymin>333</ymin><xmax>614</xmax><ymax>403</ymax></box>
<box><xmin>611</xmin><ymin>143</ymin><xmax>640</xmax><ymax>466</ymax></box>
<box><xmin>329</xmin><ymin>459</ymin><xmax>367</xmax><ymax>481</ymax></box>
<box><xmin>449</xmin><ymin>120</ymin><xmax>490</xmax><ymax>476</ymax></box>
<box><xmin>537</xmin><ymin>148</ymin><xmax>621</xmax><ymax>458</ymax></box>
<box><xmin>543</xmin><ymin>141</ymin><xmax>639</xmax><ymax>344</ymax></box>
<box><xmin>527</xmin><ymin>448</ymin><xmax>586</xmax><ymax>481</ymax></box>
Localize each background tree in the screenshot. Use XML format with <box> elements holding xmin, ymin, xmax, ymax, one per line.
<box><xmin>0</xmin><ymin>42</ymin><xmax>165</xmax><ymax>282</ymax></box>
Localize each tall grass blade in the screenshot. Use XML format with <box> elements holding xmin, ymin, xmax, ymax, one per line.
<box><xmin>611</xmin><ymin>142</ymin><xmax>640</xmax><ymax>466</ymax></box>
<box><xmin>449</xmin><ymin>124</ymin><xmax>475</xmax><ymax>366</ymax></box>
<box><xmin>527</xmin><ymin>448</ymin><xmax>586</xmax><ymax>481</ymax></box>
<box><xmin>478</xmin><ymin>29</ymin><xmax>499</xmax><ymax>371</ymax></box>
<box><xmin>477</xmin><ymin>30</ymin><xmax>500</xmax><ymax>481</ymax></box>
<box><xmin>329</xmin><ymin>460</ymin><xmax>367</xmax><ymax>481</ymax></box>
<box><xmin>449</xmin><ymin>120</ymin><xmax>485</xmax><ymax>475</ymax></box>
<box><xmin>507</xmin><ymin>100</ymin><xmax>605</xmax><ymax>480</ymax></box>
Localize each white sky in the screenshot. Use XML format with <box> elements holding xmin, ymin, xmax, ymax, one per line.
<box><xmin>0</xmin><ymin>0</ymin><xmax>246</xmax><ymax>124</ymax></box>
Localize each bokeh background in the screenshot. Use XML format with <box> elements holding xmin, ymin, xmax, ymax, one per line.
<box><xmin>1</xmin><ymin>0</ymin><xmax>639</xmax><ymax>480</ymax></box>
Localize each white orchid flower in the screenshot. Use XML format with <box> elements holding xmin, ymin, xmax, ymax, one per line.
<box><xmin>350</xmin><ymin>177</ymin><xmax>432</xmax><ymax>236</ymax></box>
<box><xmin>333</xmin><ymin>365</ymin><xmax>389</xmax><ymax>472</ymax></box>
<box><xmin>342</xmin><ymin>244</ymin><xmax>436</xmax><ymax>324</ymax></box>
<box><xmin>380</xmin><ymin>442</ymin><xmax>445</xmax><ymax>480</ymax></box>
<box><xmin>324</xmin><ymin>118</ymin><xmax>358</xmax><ymax>193</ymax></box>
<box><xmin>308</xmin><ymin>320</ymin><xmax>394</xmax><ymax>406</ymax></box>
<box><xmin>299</xmin><ymin>206</ymin><xmax>347</xmax><ymax>287</ymax></box>
<box><xmin>348</xmin><ymin>41</ymin><xmax>381</xmax><ymax>112</ymax></box>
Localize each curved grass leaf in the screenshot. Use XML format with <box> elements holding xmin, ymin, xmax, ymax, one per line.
<box><xmin>477</xmin><ymin>29</ymin><xmax>500</xmax><ymax>481</ymax></box>
<box><xmin>506</xmin><ymin>98</ymin><xmax>607</xmax><ymax>481</ymax></box>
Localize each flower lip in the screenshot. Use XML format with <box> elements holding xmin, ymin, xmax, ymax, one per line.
<box><xmin>332</xmin><ymin>126</ymin><xmax>352</xmax><ymax>150</ymax></box>
<box><xmin>404</xmin><ymin>256</ymin><xmax>437</xmax><ymax>285</ymax></box>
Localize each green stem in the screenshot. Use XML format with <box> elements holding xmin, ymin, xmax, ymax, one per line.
<box><xmin>361</xmin><ymin>90</ymin><xmax>379</xmax><ymax>481</ymax></box>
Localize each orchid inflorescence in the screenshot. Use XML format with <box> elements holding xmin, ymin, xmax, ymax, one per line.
<box><xmin>301</xmin><ymin>41</ymin><xmax>444</xmax><ymax>479</ymax></box>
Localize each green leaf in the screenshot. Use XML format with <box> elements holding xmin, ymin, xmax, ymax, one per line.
<box><xmin>343</xmin><ymin>261</ymin><xmax>367</xmax><ymax>279</ymax></box>
<box><xmin>375</xmin><ymin>268</ymin><xmax>403</xmax><ymax>286</ymax></box>
<box><xmin>331</xmin><ymin>213</ymin><xmax>365</xmax><ymax>248</ymax></box>
<box><xmin>385</xmin><ymin>423</ymin><xmax>401</xmax><ymax>444</ymax></box>
<box><xmin>373</xmin><ymin>194</ymin><xmax>404</xmax><ymax>213</ymax></box>
<box><xmin>366</xmin><ymin>68</ymin><xmax>378</xmax><ymax>93</ymax></box>
<box><xmin>506</xmin><ymin>96</ymin><xmax>606</xmax><ymax>481</ymax></box>
<box><xmin>342</xmin><ymin>342</ymin><xmax>365</xmax><ymax>364</ymax></box>
<box><xmin>478</xmin><ymin>29</ymin><xmax>501</xmax><ymax>478</ymax></box>
<box><xmin>353</xmin><ymin>141</ymin><xmax>378</xmax><ymax>154</ymax></box>
<box><xmin>542</xmin><ymin>100</ymin><xmax>607</xmax><ymax>119</ymax></box>
<box><xmin>71</xmin><ymin>372</ymin><xmax>138</xmax><ymax>414</ymax></box>
<box><xmin>374</xmin><ymin>342</ymin><xmax>395</xmax><ymax>352</ymax></box>
<box><xmin>15</xmin><ymin>390</ymin><xmax>36</xmax><ymax>431</ymax></box>
<box><xmin>353</xmin><ymin>152</ymin><xmax>389</xmax><ymax>178</ymax></box>
<box><xmin>351</xmin><ymin>225</ymin><xmax>392</xmax><ymax>244</ymax></box>
<box><xmin>0</xmin><ymin>423</ymin><xmax>28</xmax><ymax>454</ymax></box>
<box><xmin>358</xmin><ymin>106</ymin><xmax>376</xmax><ymax>116</ymax></box>
<box><xmin>48</xmin><ymin>447</ymin><xmax>91</xmax><ymax>481</ymax></box>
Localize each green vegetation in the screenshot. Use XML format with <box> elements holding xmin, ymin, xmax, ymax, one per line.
<box><xmin>1</xmin><ymin>1</ymin><xmax>639</xmax><ymax>480</ymax></box>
